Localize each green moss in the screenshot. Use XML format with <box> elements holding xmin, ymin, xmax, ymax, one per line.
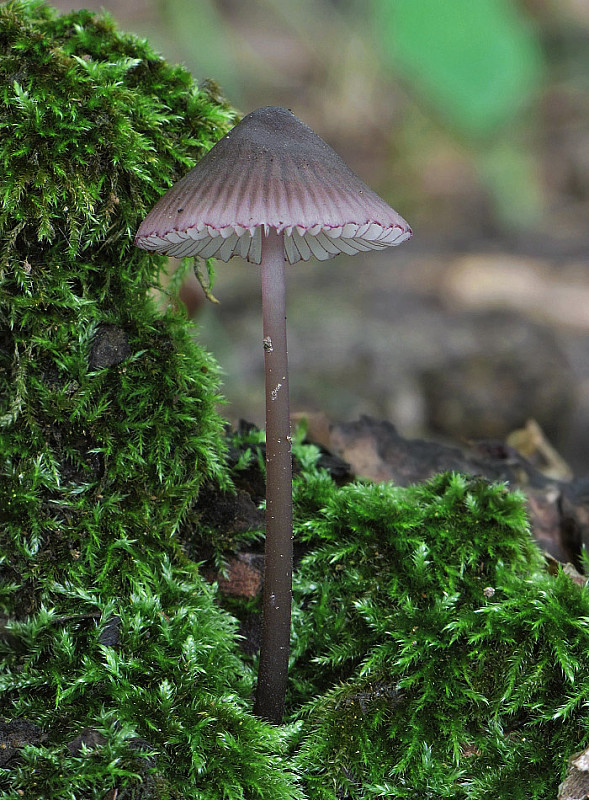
<box><xmin>0</xmin><ymin>561</ymin><xmax>302</xmax><ymax>799</ymax></box>
<box><xmin>286</xmin><ymin>472</ymin><xmax>589</xmax><ymax>799</ymax></box>
<box><xmin>0</xmin><ymin>3</ymin><xmax>302</xmax><ymax>798</ymax></box>
<box><xmin>0</xmin><ymin>0</ymin><xmax>238</xmax><ymax>606</ymax></box>
<box><xmin>0</xmin><ymin>0</ymin><xmax>234</xmax><ymax>262</ymax></box>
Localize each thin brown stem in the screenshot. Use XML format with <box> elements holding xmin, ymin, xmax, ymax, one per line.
<box><xmin>253</xmin><ymin>228</ymin><xmax>293</xmax><ymax>725</ymax></box>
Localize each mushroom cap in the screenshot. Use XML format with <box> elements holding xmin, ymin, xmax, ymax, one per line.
<box><xmin>135</xmin><ymin>106</ymin><xmax>412</xmax><ymax>265</ymax></box>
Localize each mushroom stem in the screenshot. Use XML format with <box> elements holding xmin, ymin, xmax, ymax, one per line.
<box><xmin>253</xmin><ymin>228</ymin><xmax>293</xmax><ymax>725</ymax></box>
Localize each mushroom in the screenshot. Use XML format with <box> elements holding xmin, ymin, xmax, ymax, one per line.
<box><xmin>135</xmin><ymin>106</ymin><xmax>412</xmax><ymax>724</ymax></box>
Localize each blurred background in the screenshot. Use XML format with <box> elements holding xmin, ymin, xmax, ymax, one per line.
<box><xmin>55</xmin><ymin>0</ymin><xmax>589</xmax><ymax>474</ymax></box>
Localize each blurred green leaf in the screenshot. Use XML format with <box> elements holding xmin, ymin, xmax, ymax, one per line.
<box><xmin>373</xmin><ymin>0</ymin><xmax>544</xmax><ymax>138</ymax></box>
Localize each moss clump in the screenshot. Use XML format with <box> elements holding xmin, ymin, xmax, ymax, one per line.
<box><xmin>0</xmin><ymin>3</ymin><xmax>302</xmax><ymax>798</ymax></box>
<box><xmin>285</xmin><ymin>471</ymin><xmax>589</xmax><ymax>799</ymax></box>
<box><xmin>1</xmin><ymin>562</ymin><xmax>302</xmax><ymax>799</ymax></box>
<box><xmin>0</xmin><ymin>0</ymin><xmax>240</xmax><ymax>606</ymax></box>
<box><xmin>290</xmin><ymin>472</ymin><xmax>539</xmax><ymax>702</ymax></box>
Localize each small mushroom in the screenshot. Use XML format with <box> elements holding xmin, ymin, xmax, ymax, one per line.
<box><xmin>135</xmin><ymin>106</ymin><xmax>412</xmax><ymax>724</ymax></box>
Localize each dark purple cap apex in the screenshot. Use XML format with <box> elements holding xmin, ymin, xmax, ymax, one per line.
<box><xmin>135</xmin><ymin>106</ymin><xmax>412</xmax><ymax>265</ymax></box>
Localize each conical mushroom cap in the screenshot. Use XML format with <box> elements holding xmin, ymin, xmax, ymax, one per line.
<box><xmin>135</xmin><ymin>106</ymin><xmax>412</xmax><ymax>265</ymax></box>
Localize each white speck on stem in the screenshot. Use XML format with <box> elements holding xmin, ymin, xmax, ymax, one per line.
<box><xmin>271</xmin><ymin>382</ymin><xmax>282</xmax><ymax>401</ymax></box>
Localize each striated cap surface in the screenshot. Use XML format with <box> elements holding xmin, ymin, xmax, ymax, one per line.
<box><xmin>135</xmin><ymin>106</ymin><xmax>412</xmax><ymax>265</ymax></box>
